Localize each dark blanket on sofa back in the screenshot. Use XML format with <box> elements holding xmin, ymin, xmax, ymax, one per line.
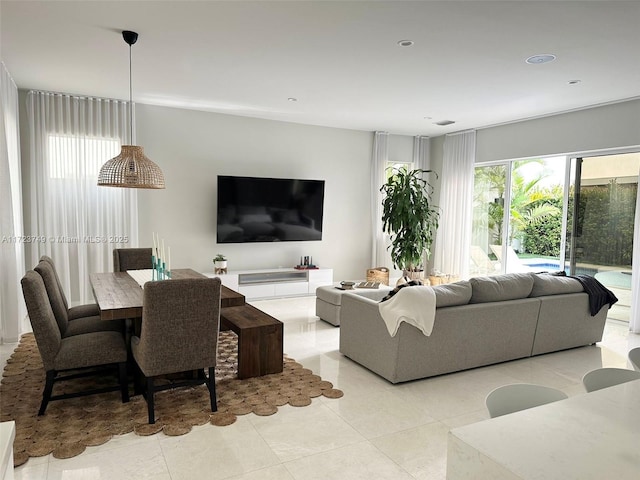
<box><xmin>571</xmin><ymin>274</ymin><xmax>618</xmax><ymax>316</ymax></box>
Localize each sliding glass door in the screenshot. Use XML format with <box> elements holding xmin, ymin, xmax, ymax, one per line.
<box><xmin>472</xmin><ymin>164</ymin><xmax>507</xmax><ymax>275</ymax></box>
<box><xmin>473</xmin><ymin>157</ymin><xmax>567</xmax><ymax>275</ymax></box>
<box><xmin>566</xmin><ymin>153</ymin><xmax>640</xmax><ymax>322</ymax></box>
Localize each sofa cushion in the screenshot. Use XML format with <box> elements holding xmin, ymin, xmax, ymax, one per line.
<box><xmin>469</xmin><ymin>273</ymin><xmax>534</xmax><ymax>303</ymax></box>
<box><xmin>433</xmin><ymin>281</ymin><xmax>472</xmax><ymax>307</ymax></box>
<box><xmin>529</xmin><ymin>273</ymin><xmax>584</xmax><ymax>297</ymax></box>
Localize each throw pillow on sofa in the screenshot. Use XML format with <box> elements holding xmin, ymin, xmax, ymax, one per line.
<box><xmin>432</xmin><ymin>281</ymin><xmax>472</xmax><ymax>307</ymax></box>
<box><xmin>529</xmin><ymin>273</ymin><xmax>584</xmax><ymax>297</ymax></box>
<box><xmin>469</xmin><ymin>273</ymin><xmax>534</xmax><ymax>303</ymax></box>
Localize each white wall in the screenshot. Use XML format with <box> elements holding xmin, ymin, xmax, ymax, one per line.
<box><xmin>135</xmin><ymin>104</ymin><xmax>374</xmax><ymax>280</ymax></box>
<box><xmin>474</xmin><ymin>99</ymin><xmax>640</xmax><ymax>163</ymax></box>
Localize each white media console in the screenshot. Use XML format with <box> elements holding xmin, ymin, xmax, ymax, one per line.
<box><xmin>204</xmin><ymin>267</ymin><xmax>333</xmax><ymax>301</ymax></box>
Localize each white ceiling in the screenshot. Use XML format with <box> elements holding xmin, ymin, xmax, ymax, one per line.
<box><xmin>2</xmin><ymin>1</ymin><xmax>639</xmax><ymax>136</ymax></box>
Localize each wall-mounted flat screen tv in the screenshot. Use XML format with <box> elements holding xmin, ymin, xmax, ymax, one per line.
<box><xmin>217</xmin><ymin>175</ymin><xmax>325</xmax><ymax>243</ymax></box>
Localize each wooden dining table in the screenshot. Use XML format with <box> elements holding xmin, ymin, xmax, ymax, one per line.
<box><xmin>89</xmin><ymin>268</ymin><xmax>245</xmax><ymax>321</ymax></box>
<box><xmin>89</xmin><ymin>268</ymin><xmax>282</xmax><ymax>379</ymax></box>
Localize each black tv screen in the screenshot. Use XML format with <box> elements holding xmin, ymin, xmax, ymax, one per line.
<box><xmin>217</xmin><ymin>175</ymin><xmax>325</xmax><ymax>243</ymax></box>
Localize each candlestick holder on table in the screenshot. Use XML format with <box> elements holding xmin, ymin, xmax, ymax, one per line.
<box><xmin>151</xmin><ymin>252</ymin><xmax>172</xmax><ymax>280</ymax></box>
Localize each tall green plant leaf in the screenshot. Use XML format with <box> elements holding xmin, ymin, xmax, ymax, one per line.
<box><xmin>380</xmin><ymin>167</ymin><xmax>440</xmax><ymax>271</ymax></box>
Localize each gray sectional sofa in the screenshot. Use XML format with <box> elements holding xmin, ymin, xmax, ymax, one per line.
<box><xmin>339</xmin><ymin>273</ymin><xmax>609</xmax><ymax>383</ymax></box>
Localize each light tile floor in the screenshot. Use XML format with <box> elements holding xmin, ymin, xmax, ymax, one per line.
<box><xmin>3</xmin><ymin>296</ymin><xmax>640</xmax><ymax>480</ymax></box>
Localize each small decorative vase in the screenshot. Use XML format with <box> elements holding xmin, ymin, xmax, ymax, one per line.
<box><xmin>214</xmin><ymin>260</ymin><xmax>228</xmax><ymax>274</ymax></box>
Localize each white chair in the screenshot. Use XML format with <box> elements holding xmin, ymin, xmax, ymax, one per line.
<box><xmin>469</xmin><ymin>245</ymin><xmax>499</xmax><ymax>275</ymax></box>
<box><xmin>628</xmin><ymin>348</ymin><xmax>640</xmax><ymax>371</ymax></box>
<box><xmin>581</xmin><ymin>367</ymin><xmax>640</xmax><ymax>393</ymax></box>
<box><xmin>489</xmin><ymin>244</ymin><xmax>535</xmax><ymax>273</ymax></box>
<box><xmin>485</xmin><ymin>383</ymin><xmax>568</xmax><ymax>418</ymax></box>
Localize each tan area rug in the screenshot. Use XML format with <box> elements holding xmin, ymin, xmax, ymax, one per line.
<box><xmin>0</xmin><ymin>332</ymin><xmax>343</xmax><ymax>467</ymax></box>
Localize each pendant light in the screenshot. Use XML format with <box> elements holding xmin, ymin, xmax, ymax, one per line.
<box><xmin>98</xmin><ymin>30</ymin><xmax>165</xmax><ymax>189</ymax></box>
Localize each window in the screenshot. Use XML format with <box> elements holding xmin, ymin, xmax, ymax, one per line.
<box><xmin>48</xmin><ymin>135</ymin><xmax>119</xmax><ymax>179</ymax></box>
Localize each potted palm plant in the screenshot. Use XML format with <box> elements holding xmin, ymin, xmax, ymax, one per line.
<box><xmin>381</xmin><ymin>166</ymin><xmax>440</xmax><ymax>283</ymax></box>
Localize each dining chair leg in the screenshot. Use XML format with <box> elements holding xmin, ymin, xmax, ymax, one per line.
<box><xmin>146</xmin><ymin>376</ymin><xmax>156</xmax><ymax>424</ymax></box>
<box><xmin>133</xmin><ymin>362</ymin><xmax>143</xmax><ymax>396</ymax></box>
<box><xmin>207</xmin><ymin>367</ymin><xmax>217</xmax><ymax>413</ymax></box>
<box><xmin>118</xmin><ymin>362</ymin><xmax>130</xmax><ymax>403</ymax></box>
<box><xmin>38</xmin><ymin>370</ymin><xmax>56</xmax><ymax>416</ymax></box>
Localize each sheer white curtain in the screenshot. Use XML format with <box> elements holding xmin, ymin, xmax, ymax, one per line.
<box><xmin>371</xmin><ymin>132</ymin><xmax>390</xmax><ymax>268</ymax></box>
<box><xmin>433</xmin><ymin>131</ymin><xmax>476</xmax><ymax>279</ymax></box>
<box><xmin>0</xmin><ymin>63</ymin><xmax>26</xmax><ymax>343</ymax></box>
<box><xmin>413</xmin><ymin>135</ymin><xmax>430</xmax><ymax>171</ymax></box>
<box><xmin>629</xmin><ymin>167</ymin><xmax>640</xmax><ymax>333</ymax></box>
<box><xmin>27</xmin><ymin>91</ymin><xmax>138</xmax><ymax>305</ymax></box>
<box><xmin>413</xmin><ymin>135</ymin><xmax>434</xmax><ymax>268</ymax></box>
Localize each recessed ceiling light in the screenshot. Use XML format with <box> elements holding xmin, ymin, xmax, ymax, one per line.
<box><xmin>287</xmin><ymin>97</ymin><xmax>297</xmax><ymax>102</ymax></box>
<box><xmin>525</xmin><ymin>54</ymin><xmax>556</xmax><ymax>65</ymax></box>
<box><xmin>434</xmin><ymin>120</ymin><xmax>455</xmax><ymax>126</ymax></box>
<box><xmin>567</xmin><ymin>79</ymin><xmax>581</xmax><ymax>85</ymax></box>
<box><xmin>397</xmin><ymin>40</ymin><xmax>414</xmax><ymax>47</ymax></box>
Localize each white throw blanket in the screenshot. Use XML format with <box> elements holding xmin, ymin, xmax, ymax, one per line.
<box><xmin>378</xmin><ymin>286</ymin><xmax>437</xmax><ymax>337</ymax></box>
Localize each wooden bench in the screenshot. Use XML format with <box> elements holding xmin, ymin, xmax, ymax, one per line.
<box><xmin>219</xmin><ymin>304</ymin><xmax>283</xmax><ymax>379</ymax></box>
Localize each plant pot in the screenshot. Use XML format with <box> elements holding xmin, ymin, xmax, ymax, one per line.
<box><xmin>396</xmin><ymin>269</ymin><xmax>425</xmax><ymax>286</ymax></box>
<box><xmin>214</xmin><ymin>260</ymin><xmax>227</xmax><ymax>273</ymax></box>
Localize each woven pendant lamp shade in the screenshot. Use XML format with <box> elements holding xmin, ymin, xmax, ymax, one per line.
<box><xmin>98</xmin><ymin>145</ymin><xmax>165</xmax><ymax>189</ymax></box>
<box><xmin>98</xmin><ymin>30</ymin><xmax>165</xmax><ymax>189</ymax></box>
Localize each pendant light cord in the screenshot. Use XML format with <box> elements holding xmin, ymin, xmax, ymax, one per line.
<box><xmin>129</xmin><ymin>41</ymin><xmax>133</xmax><ymax>144</ymax></box>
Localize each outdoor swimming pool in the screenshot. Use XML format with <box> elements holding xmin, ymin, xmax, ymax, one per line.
<box><xmin>523</xmin><ymin>260</ymin><xmax>598</xmax><ymax>277</ymax></box>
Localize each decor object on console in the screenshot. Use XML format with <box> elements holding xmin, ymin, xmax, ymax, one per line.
<box><xmin>366</xmin><ymin>267</ymin><xmax>390</xmax><ymax>286</ymax></box>
<box><xmin>98</xmin><ymin>30</ymin><xmax>165</xmax><ymax>189</ymax></box>
<box><xmin>380</xmin><ymin>167</ymin><xmax>439</xmax><ymax>284</ymax></box>
<box><xmin>340</xmin><ymin>272</ymin><xmax>610</xmax><ymax>383</ymax></box>
<box><xmin>214</xmin><ymin>253</ymin><xmax>228</xmax><ymax>274</ymax></box>
<box><xmin>295</xmin><ymin>255</ymin><xmax>318</xmax><ymax>269</ymax></box>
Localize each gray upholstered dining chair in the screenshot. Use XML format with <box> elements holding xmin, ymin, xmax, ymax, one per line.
<box><xmin>40</xmin><ymin>255</ymin><xmax>100</xmax><ymax>319</ymax></box>
<box><xmin>35</xmin><ymin>260</ymin><xmax>123</xmax><ymax>337</ymax></box>
<box><xmin>113</xmin><ymin>248</ymin><xmax>153</xmax><ymax>272</ymax></box>
<box><xmin>21</xmin><ymin>270</ymin><xmax>129</xmax><ymax>415</ymax></box>
<box><xmin>581</xmin><ymin>367</ymin><xmax>640</xmax><ymax>392</ymax></box>
<box><xmin>485</xmin><ymin>383</ymin><xmax>568</xmax><ymax>418</ymax></box>
<box><xmin>131</xmin><ymin>276</ymin><xmax>221</xmax><ymax>424</ymax></box>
